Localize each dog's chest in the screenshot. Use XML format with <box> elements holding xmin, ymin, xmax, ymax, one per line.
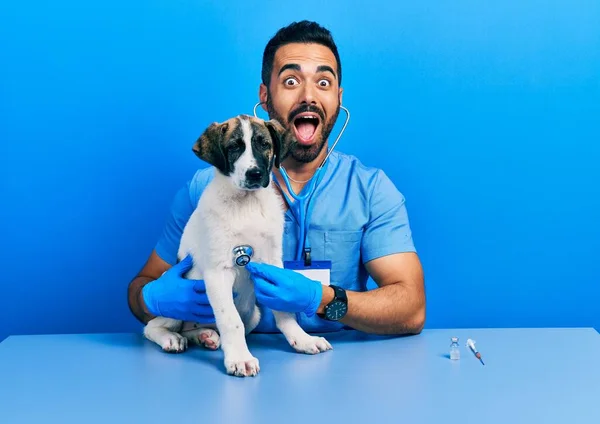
<box><xmin>205</xmin><ymin>191</ymin><xmax>283</xmax><ymax>240</ymax></box>
<box><xmin>231</xmin><ymin>199</ymin><xmax>280</xmax><ymax>237</ymax></box>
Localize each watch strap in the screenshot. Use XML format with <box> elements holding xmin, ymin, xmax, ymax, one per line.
<box><xmin>317</xmin><ymin>284</ymin><xmax>348</xmax><ymax>320</ymax></box>
<box><xmin>330</xmin><ymin>284</ymin><xmax>347</xmax><ymax>302</ymax></box>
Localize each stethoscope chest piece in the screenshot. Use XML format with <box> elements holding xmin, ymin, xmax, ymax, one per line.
<box><xmin>233</xmin><ymin>245</ymin><xmax>254</xmax><ymax>267</ymax></box>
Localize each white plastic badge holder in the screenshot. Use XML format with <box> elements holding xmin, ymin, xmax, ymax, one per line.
<box><xmin>283</xmin><ymin>260</ymin><xmax>332</xmax><ymax>286</ymax></box>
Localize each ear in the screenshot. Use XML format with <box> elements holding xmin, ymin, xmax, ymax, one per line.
<box><xmin>192</xmin><ymin>121</ymin><xmax>229</xmax><ymax>173</ymax></box>
<box><xmin>259</xmin><ymin>84</ymin><xmax>269</xmax><ymax>112</ymax></box>
<box><xmin>265</xmin><ymin>119</ymin><xmax>292</xmax><ymax>168</ymax></box>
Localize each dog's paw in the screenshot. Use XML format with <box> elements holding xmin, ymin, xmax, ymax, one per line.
<box><xmin>289</xmin><ymin>335</ymin><xmax>332</xmax><ymax>355</ymax></box>
<box><xmin>224</xmin><ymin>354</ymin><xmax>260</xmax><ymax>377</ymax></box>
<box><xmin>159</xmin><ymin>332</ymin><xmax>188</xmax><ymax>353</ymax></box>
<box><xmin>185</xmin><ymin>328</ymin><xmax>220</xmax><ymax>350</ymax></box>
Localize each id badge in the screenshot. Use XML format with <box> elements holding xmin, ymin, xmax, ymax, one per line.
<box><xmin>284</xmin><ymin>260</ymin><xmax>332</xmax><ymax>286</ymax></box>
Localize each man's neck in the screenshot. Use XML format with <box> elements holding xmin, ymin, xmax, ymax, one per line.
<box><xmin>272</xmin><ymin>143</ymin><xmax>329</xmax><ymax>202</ymax></box>
<box><xmin>280</xmin><ymin>159</ymin><xmax>319</xmax><ymax>182</ymax></box>
<box><xmin>281</xmin><ymin>142</ymin><xmax>329</xmax><ymax>181</ymax></box>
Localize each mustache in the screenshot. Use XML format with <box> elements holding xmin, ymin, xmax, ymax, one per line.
<box><xmin>288</xmin><ymin>104</ymin><xmax>325</xmax><ymax>123</ymax></box>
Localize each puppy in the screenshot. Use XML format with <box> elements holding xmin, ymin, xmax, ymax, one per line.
<box><xmin>143</xmin><ymin>115</ymin><xmax>332</xmax><ymax>377</ymax></box>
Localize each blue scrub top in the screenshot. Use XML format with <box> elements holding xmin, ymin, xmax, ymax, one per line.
<box><xmin>154</xmin><ymin>151</ymin><xmax>417</xmax><ymax>333</ymax></box>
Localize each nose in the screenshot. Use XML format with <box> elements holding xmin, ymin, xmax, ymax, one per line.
<box><xmin>246</xmin><ymin>167</ymin><xmax>263</xmax><ymax>181</ymax></box>
<box><xmin>299</xmin><ymin>83</ymin><xmax>318</xmax><ymax>105</ymax></box>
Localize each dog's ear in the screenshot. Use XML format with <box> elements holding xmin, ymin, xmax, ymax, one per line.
<box><xmin>265</xmin><ymin>119</ymin><xmax>293</xmax><ymax>168</ymax></box>
<box><xmin>192</xmin><ymin>121</ymin><xmax>229</xmax><ymax>173</ymax></box>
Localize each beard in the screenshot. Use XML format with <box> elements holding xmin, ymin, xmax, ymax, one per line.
<box><xmin>266</xmin><ymin>94</ymin><xmax>340</xmax><ymax>163</ymax></box>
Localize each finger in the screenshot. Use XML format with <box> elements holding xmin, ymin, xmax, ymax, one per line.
<box><xmin>255</xmin><ymin>289</ymin><xmax>278</xmax><ymax>309</ymax></box>
<box><xmin>191</xmin><ymin>290</ymin><xmax>211</xmax><ymax>305</ymax></box>
<box><xmin>175</xmin><ymin>255</ymin><xmax>194</xmax><ymax>275</ymax></box>
<box><xmin>247</xmin><ymin>263</ymin><xmax>281</xmax><ymax>283</ymax></box>
<box><xmin>253</xmin><ymin>276</ymin><xmax>279</xmax><ymax>298</ymax></box>
<box><xmin>192</xmin><ymin>303</ymin><xmax>215</xmax><ymax>316</ymax></box>
<box><xmin>246</xmin><ymin>262</ymin><xmax>279</xmax><ymax>277</ymax></box>
<box><xmin>192</xmin><ymin>279</ymin><xmax>207</xmax><ymax>293</ymax></box>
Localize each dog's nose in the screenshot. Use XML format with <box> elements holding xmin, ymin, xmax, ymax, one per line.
<box><xmin>246</xmin><ymin>168</ymin><xmax>263</xmax><ymax>181</ymax></box>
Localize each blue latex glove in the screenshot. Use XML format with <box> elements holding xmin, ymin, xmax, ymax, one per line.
<box><xmin>245</xmin><ymin>262</ymin><xmax>323</xmax><ymax>317</ymax></box>
<box><xmin>142</xmin><ymin>254</ymin><xmax>216</xmax><ymax>323</ymax></box>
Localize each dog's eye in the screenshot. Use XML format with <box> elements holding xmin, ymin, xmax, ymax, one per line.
<box><xmin>255</xmin><ymin>136</ymin><xmax>270</xmax><ymax>149</ymax></box>
<box><xmin>229</xmin><ymin>142</ymin><xmax>243</xmax><ymax>152</ymax></box>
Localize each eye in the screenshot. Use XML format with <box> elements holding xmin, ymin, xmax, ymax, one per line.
<box><xmin>255</xmin><ymin>136</ymin><xmax>270</xmax><ymax>149</ymax></box>
<box><xmin>229</xmin><ymin>139</ymin><xmax>244</xmax><ymax>152</ymax></box>
<box><xmin>318</xmin><ymin>79</ymin><xmax>331</xmax><ymax>87</ymax></box>
<box><xmin>284</xmin><ymin>77</ymin><xmax>299</xmax><ymax>86</ymax></box>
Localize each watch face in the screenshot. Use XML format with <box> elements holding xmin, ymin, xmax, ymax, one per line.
<box><xmin>325</xmin><ymin>301</ymin><xmax>348</xmax><ymax>321</ymax></box>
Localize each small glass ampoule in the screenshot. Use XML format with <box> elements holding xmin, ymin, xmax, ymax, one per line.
<box><xmin>450</xmin><ymin>337</ymin><xmax>460</xmax><ymax>360</ymax></box>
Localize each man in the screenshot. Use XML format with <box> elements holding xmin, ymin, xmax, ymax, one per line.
<box><xmin>127</xmin><ymin>20</ymin><xmax>425</xmax><ymax>336</ymax></box>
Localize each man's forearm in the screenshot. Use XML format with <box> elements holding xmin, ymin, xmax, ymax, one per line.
<box><xmin>317</xmin><ymin>283</ymin><xmax>425</xmax><ymax>335</ymax></box>
<box><xmin>127</xmin><ymin>276</ymin><xmax>156</xmax><ymax>325</ymax></box>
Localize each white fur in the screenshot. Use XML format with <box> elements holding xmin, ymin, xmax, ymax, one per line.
<box><xmin>230</xmin><ymin>117</ymin><xmax>258</xmax><ymax>189</ymax></box>
<box><xmin>143</xmin><ymin>116</ymin><xmax>331</xmax><ymax>377</ymax></box>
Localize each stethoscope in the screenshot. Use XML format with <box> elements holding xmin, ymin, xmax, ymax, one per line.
<box><xmin>232</xmin><ymin>102</ymin><xmax>350</xmax><ymax>268</ymax></box>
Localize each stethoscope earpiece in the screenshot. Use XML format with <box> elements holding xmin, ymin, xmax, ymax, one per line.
<box><xmin>233</xmin><ymin>245</ymin><xmax>254</xmax><ymax>267</ymax></box>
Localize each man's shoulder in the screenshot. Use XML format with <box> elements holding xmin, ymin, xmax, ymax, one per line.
<box><xmin>328</xmin><ymin>150</ymin><xmax>408</xmax><ymax>209</ymax></box>
<box><xmin>330</xmin><ymin>151</ymin><xmax>392</xmax><ymax>188</ymax></box>
<box><xmin>187</xmin><ymin>166</ymin><xmax>216</xmax><ymax>205</ymax></box>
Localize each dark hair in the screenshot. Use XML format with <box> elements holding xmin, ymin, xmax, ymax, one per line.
<box><xmin>261</xmin><ymin>20</ymin><xmax>342</xmax><ymax>88</ymax></box>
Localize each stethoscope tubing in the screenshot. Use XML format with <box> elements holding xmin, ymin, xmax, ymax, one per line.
<box><xmin>253</xmin><ymin>103</ymin><xmax>350</xmax><ymax>261</ymax></box>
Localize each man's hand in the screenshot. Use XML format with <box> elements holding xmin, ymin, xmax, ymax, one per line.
<box><xmin>245</xmin><ymin>253</ymin><xmax>425</xmax><ymax>336</ymax></box>
<box><xmin>141</xmin><ymin>254</ymin><xmax>216</xmax><ymax>323</ymax></box>
<box><xmin>245</xmin><ymin>262</ymin><xmax>323</xmax><ymax>317</ymax></box>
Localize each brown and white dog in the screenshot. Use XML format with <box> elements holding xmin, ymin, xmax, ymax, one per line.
<box><xmin>143</xmin><ymin>115</ymin><xmax>332</xmax><ymax>377</ymax></box>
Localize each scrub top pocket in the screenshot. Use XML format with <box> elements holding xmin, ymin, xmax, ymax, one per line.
<box><xmin>283</xmin><ymin>221</ymin><xmax>327</xmax><ymax>263</ymax></box>
<box><xmin>324</xmin><ymin>230</ymin><xmax>364</xmax><ymax>292</ymax></box>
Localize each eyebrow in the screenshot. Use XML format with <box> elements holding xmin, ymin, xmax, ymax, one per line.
<box><xmin>278</xmin><ymin>63</ymin><xmax>301</xmax><ymax>76</ymax></box>
<box><xmin>316</xmin><ymin>65</ymin><xmax>337</xmax><ymax>79</ymax></box>
<box><xmin>277</xmin><ymin>63</ymin><xmax>337</xmax><ymax>79</ymax></box>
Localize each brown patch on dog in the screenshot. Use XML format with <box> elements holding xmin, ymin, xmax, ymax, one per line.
<box><xmin>246</xmin><ymin>116</ymin><xmax>294</xmax><ymax>168</ymax></box>
<box><xmin>192</xmin><ymin>117</ymin><xmax>240</xmax><ymax>174</ymax></box>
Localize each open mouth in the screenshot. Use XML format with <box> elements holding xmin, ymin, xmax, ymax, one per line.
<box><xmin>293</xmin><ymin>113</ymin><xmax>321</xmax><ymax>145</ymax></box>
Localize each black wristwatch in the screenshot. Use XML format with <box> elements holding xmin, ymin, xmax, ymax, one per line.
<box><xmin>318</xmin><ymin>285</ymin><xmax>348</xmax><ymax>321</ymax></box>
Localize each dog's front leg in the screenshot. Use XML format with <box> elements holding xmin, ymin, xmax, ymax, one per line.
<box><xmin>204</xmin><ymin>268</ymin><xmax>259</xmax><ymax>377</ymax></box>
<box><xmin>272</xmin><ymin>310</ymin><xmax>332</xmax><ymax>354</ymax></box>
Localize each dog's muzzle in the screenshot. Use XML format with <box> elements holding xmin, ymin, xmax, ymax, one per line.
<box><xmin>244</xmin><ymin>167</ymin><xmax>269</xmax><ymax>189</ymax></box>
<box><xmin>233</xmin><ymin>245</ymin><xmax>254</xmax><ymax>267</ymax></box>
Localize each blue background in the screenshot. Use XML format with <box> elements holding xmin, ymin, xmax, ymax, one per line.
<box><xmin>1</xmin><ymin>1</ymin><xmax>599</xmax><ymax>342</ymax></box>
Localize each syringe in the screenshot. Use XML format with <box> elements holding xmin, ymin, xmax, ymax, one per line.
<box><xmin>466</xmin><ymin>338</ymin><xmax>485</xmax><ymax>365</ymax></box>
